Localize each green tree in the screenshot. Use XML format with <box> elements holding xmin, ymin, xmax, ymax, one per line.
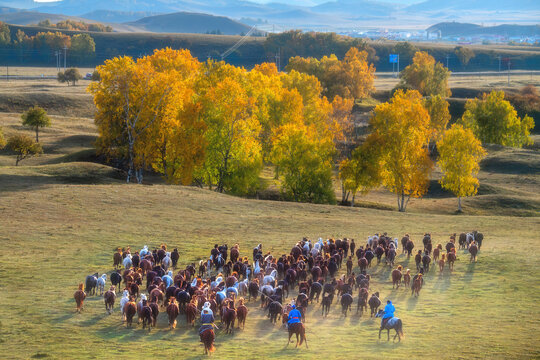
<box><xmin>58</xmin><ymin>68</ymin><xmax>82</xmax><ymax>86</ymax></box>
<box><xmin>21</xmin><ymin>106</ymin><xmax>51</xmax><ymax>142</ymax></box>
<box><xmin>437</xmin><ymin>124</ymin><xmax>486</xmax><ymax>212</ymax></box>
<box><xmin>400</xmin><ymin>51</ymin><xmax>451</xmax><ymax>97</ymax></box>
<box><xmin>37</xmin><ymin>19</ymin><xmax>53</xmax><ymax>28</ymax></box>
<box><xmin>460</xmin><ymin>90</ymin><xmax>534</xmax><ymax>147</ymax></box>
<box><xmin>393</xmin><ymin>41</ymin><xmax>419</xmax><ymax>61</ymax></box>
<box><xmin>71</xmin><ymin>33</ymin><xmax>96</xmax><ymax>56</ymax></box>
<box><xmin>454</xmin><ymin>46</ymin><xmax>475</xmax><ymax>67</ymax></box>
<box><xmin>339</xmin><ymin>136</ymin><xmax>382</xmax><ymax>206</ymax></box>
<box><xmin>0</xmin><ymin>21</ymin><xmax>10</xmax><ymax>45</ymax></box>
<box><xmin>7</xmin><ymin>134</ymin><xmax>43</xmax><ymax>166</ymax></box>
<box><xmin>271</xmin><ymin>122</ymin><xmax>336</xmax><ymax>204</ymax></box>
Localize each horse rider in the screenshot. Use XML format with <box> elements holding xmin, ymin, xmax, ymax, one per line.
<box><xmin>199</xmin><ymin>302</ymin><xmax>215</xmax><ymax>341</ymax></box>
<box><xmin>381</xmin><ymin>300</ymin><xmax>395</xmax><ymax>328</ymax></box>
<box><xmin>287</xmin><ymin>304</ymin><xmax>302</xmax><ymax>329</ymax></box>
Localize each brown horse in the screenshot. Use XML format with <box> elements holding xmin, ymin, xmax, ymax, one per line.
<box><xmin>124</xmin><ymin>299</ymin><xmax>137</xmax><ymax>327</ymax></box>
<box><xmin>222</xmin><ymin>302</ymin><xmax>237</xmax><ymax>334</ymax></box>
<box><xmin>201</xmin><ymin>328</ymin><xmax>215</xmax><ymax>355</ymax></box>
<box><xmin>286</xmin><ymin>322</ymin><xmax>307</xmax><ymax>348</ymax></box>
<box><xmin>74</xmin><ymin>283</ymin><xmax>86</xmax><ymax>313</ymax></box>
<box><xmin>236</xmin><ymin>298</ymin><xmax>248</xmax><ymax>329</ymax></box>
<box><xmin>403</xmin><ymin>269</ymin><xmax>411</xmax><ymax>288</ymax></box>
<box><xmin>439</xmin><ymin>254</ymin><xmax>446</xmax><ymax>272</ymax></box>
<box><xmin>447</xmin><ymin>251</ymin><xmax>456</xmax><ymax>270</ymax></box>
<box><xmin>104</xmin><ymin>286</ymin><xmax>116</xmax><ymax>314</ymax></box>
<box><xmin>412</xmin><ymin>274</ymin><xmax>423</xmax><ymax>297</ymax></box>
<box><xmin>391</xmin><ymin>266</ymin><xmax>402</xmax><ymax>289</ymax></box>
<box><xmin>167</xmin><ymin>297</ymin><xmax>180</xmax><ymax>329</ymax></box>
<box><xmin>113</xmin><ymin>248</ymin><xmax>123</xmax><ymax>268</ymax></box>
<box><xmin>469</xmin><ymin>242</ymin><xmax>478</xmax><ymax>262</ymax></box>
<box><xmin>186</xmin><ymin>298</ymin><xmax>198</xmax><ymax>327</ymax></box>
<box><xmin>356</xmin><ymin>287</ymin><xmax>368</xmax><ymax>315</ymax></box>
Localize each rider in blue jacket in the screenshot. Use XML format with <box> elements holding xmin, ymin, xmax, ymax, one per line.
<box><xmin>382</xmin><ymin>300</ymin><xmax>395</xmax><ymax>327</ymax></box>
<box><xmin>287</xmin><ymin>305</ymin><xmax>302</xmax><ymax>328</ymax></box>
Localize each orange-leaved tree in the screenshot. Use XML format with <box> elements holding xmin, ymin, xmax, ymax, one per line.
<box><xmin>370</xmin><ymin>89</ymin><xmax>433</xmax><ymax>212</ymax></box>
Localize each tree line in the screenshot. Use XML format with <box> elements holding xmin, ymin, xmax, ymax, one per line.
<box><xmin>87</xmin><ymin>47</ymin><xmax>534</xmax><ymax>212</ymax></box>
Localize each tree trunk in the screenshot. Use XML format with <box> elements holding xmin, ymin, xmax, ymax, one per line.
<box><xmin>457</xmin><ymin>197</ymin><xmax>462</xmax><ymax>212</ymax></box>
<box><xmin>35</xmin><ymin>127</ymin><xmax>39</xmax><ymax>143</ymax></box>
<box><xmin>351</xmin><ymin>193</ymin><xmax>355</xmax><ymax>207</ymax></box>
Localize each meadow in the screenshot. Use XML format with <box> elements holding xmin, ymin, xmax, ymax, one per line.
<box><xmin>0</xmin><ymin>75</ymin><xmax>539</xmax><ymax>359</ymax></box>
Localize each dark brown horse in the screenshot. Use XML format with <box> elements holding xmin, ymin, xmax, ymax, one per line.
<box><xmin>104</xmin><ymin>286</ymin><xmax>116</xmax><ymax>314</ymax></box>
<box><xmin>368</xmin><ymin>292</ymin><xmax>381</xmax><ymax>317</ymax></box>
<box><xmin>222</xmin><ymin>302</ymin><xmax>237</xmax><ymax>334</ymax></box>
<box><xmin>236</xmin><ymin>298</ymin><xmax>248</xmax><ymax>329</ymax></box>
<box><xmin>447</xmin><ymin>251</ymin><xmax>456</xmax><ymax>270</ymax></box>
<box><xmin>201</xmin><ymin>329</ymin><xmax>215</xmax><ymax>355</ymax></box>
<box><xmin>469</xmin><ymin>242</ymin><xmax>478</xmax><ymax>262</ymax></box>
<box><xmin>286</xmin><ymin>322</ymin><xmax>308</xmax><ymax>348</ymax></box>
<box><xmin>113</xmin><ymin>249</ymin><xmax>123</xmax><ymax>268</ymax></box>
<box><xmin>141</xmin><ymin>301</ymin><xmax>153</xmax><ymax>330</ymax></box>
<box><xmin>356</xmin><ymin>288</ymin><xmax>368</xmax><ymax>315</ymax></box>
<box><xmin>412</xmin><ymin>274</ymin><xmax>423</xmax><ymax>296</ymax></box>
<box><xmin>391</xmin><ymin>266</ymin><xmax>402</xmax><ymax>289</ymax></box>
<box><xmin>74</xmin><ymin>283</ymin><xmax>86</xmax><ymax>313</ymax></box>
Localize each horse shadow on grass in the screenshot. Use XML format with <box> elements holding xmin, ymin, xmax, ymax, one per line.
<box><xmin>462</xmin><ymin>262</ymin><xmax>476</xmax><ymax>284</ymax></box>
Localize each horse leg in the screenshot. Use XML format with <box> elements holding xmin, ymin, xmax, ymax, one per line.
<box><xmin>295</xmin><ymin>332</ymin><xmax>299</xmax><ymax>348</ymax></box>
<box><xmin>286</xmin><ymin>331</ymin><xmax>292</xmax><ymax>347</ymax></box>
<box><xmin>387</xmin><ymin>328</ymin><xmax>390</xmax><ymax>341</ymax></box>
<box><xmin>378</xmin><ymin>328</ymin><xmax>382</xmax><ymax>339</ymax></box>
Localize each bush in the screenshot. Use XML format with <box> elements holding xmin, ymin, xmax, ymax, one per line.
<box><xmin>7</xmin><ymin>134</ymin><xmax>43</xmax><ymax>165</ymax></box>
<box><xmin>58</xmin><ymin>68</ymin><xmax>82</xmax><ymax>86</ymax></box>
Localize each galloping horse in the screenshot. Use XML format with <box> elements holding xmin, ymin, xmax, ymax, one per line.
<box><xmin>201</xmin><ymin>328</ymin><xmax>215</xmax><ymax>355</ymax></box>
<box><xmin>286</xmin><ymin>321</ymin><xmax>308</xmax><ymax>348</ymax></box>
<box><xmin>375</xmin><ymin>309</ymin><xmax>404</xmax><ymax>342</ymax></box>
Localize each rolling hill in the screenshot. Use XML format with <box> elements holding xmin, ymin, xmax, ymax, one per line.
<box><xmin>126</xmin><ymin>12</ymin><xmax>254</xmax><ymax>35</ymax></box>
<box><xmin>427</xmin><ymin>22</ymin><xmax>540</xmax><ymax>37</ymax></box>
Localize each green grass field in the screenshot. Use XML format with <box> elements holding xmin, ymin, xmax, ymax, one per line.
<box><xmin>0</xmin><ymin>78</ymin><xmax>539</xmax><ymax>359</ymax></box>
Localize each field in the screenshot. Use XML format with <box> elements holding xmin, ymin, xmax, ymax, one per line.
<box><xmin>0</xmin><ymin>75</ymin><xmax>539</xmax><ymax>359</ymax></box>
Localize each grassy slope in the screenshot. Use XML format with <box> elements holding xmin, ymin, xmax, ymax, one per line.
<box><xmin>0</xmin><ymin>96</ymin><xmax>539</xmax><ymax>359</ymax></box>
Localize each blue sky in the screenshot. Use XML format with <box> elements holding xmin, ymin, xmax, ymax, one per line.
<box><xmin>33</xmin><ymin>0</ymin><xmax>423</xmax><ymax>4</ymax></box>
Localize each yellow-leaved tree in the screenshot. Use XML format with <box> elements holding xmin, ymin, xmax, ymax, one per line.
<box><xmin>424</xmin><ymin>95</ymin><xmax>451</xmax><ymax>150</ymax></box>
<box><xmin>370</xmin><ymin>89</ymin><xmax>433</xmax><ymax>212</ymax></box>
<box><xmin>196</xmin><ymin>63</ymin><xmax>263</xmax><ymax>195</ymax></box>
<box><xmin>437</xmin><ymin>123</ymin><xmax>486</xmax><ymax>212</ymax></box>
<box><xmin>400</xmin><ymin>51</ymin><xmax>451</xmax><ymax>97</ymax></box>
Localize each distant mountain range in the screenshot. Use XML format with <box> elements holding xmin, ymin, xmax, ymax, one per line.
<box><xmin>127</xmin><ymin>12</ymin><xmax>254</xmax><ymax>35</ymax></box>
<box><xmin>0</xmin><ymin>0</ymin><xmax>538</xmax><ymax>31</ymax></box>
<box><xmin>427</xmin><ymin>22</ymin><xmax>540</xmax><ymax>37</ymax></box>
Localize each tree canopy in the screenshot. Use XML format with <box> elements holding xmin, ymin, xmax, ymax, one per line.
<box><xmin>437</xmin><ymin>123</ymin><xmax>486</xmax><ymax>212</ymax></box>
<box><xmin>460</xmin><ymin>90</ymin><xmax>534</xmax><ymax>147</ymax></box>
<box><xmin>7</xmin><ymin>134</ymin><xmax>43</xmax><ymax>166</ymax></box>
<box><xmin>400</xmin><ymin>51</ymin><xmax>451</xmax><ymax>97</ymax></box>
<box><xmin>21</xmin><ymin>106</ymin><xmax>51</xmax><ymax>142</ymax></box>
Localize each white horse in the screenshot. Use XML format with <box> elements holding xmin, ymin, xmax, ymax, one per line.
<box><xmin>123</xmin><ymin>254</ymin><xmax>132</xmax><ymax>269</ymax></box>
<box><xmin>97</xmin><ymin>274</ymin><xmax>107</xmax><ymax>295</ymax></box>
<box><xmin>254</xmin><ymin>260</ymin><xmax>261</xmax><ymax>277</ymax></box>
<box><xmin>119</xmin><ymin>290</ymin><xmax>130</xmax><ymax>321</ymax></box>
<box><xmin>237</xmin><ymin>279</ymin><xmax>249</xmax><ymax>296</ymax></box>
<box><xmin>139</xmin><ymin>245</ymin><xmax>149</xmax><ymax>258</ymax></box>
<box><xmin>263</xmin><ymin>269</ymin><xmax>278</xmax><ymax>286</ymax></box>
<box><xmin>162</xmin><ymin>252</ymin><xmax>172</xmax><ymax>271</ymax></box>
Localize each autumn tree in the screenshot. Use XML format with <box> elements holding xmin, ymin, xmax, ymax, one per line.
<box><xmin>460</xmin><ymin>90</ymin><xmax>534</xmax><ymax>147</ymax></box>
<box><xmin>71</xmin><ymin>33</ymin><xmax>96</xmax><ymax>57</ymax></box>
<box><xmin>7</xmin><ymin>134</ymin><xmax>43</xmax><ymax>166</ymax></box>
<box><xmin>0</xmin><ymin>21</ymin><xmax>10</xmax><ymax>45</ymax></box>
<box><xmin>0</xmin><ymin>127</ymin><xmax>6</xmax><ymax>149</ymax></box>
<box><xmin>424</xmin><ymin>95</ymin><xmax>450</xmax><ymax>150</ymax></box>
<box><xmin>339</xmin><ymin>136</ymin><xmax>382</xmax><ymax>206</ymax></box>
<box><xmin>370</xmin><ymin>89</ymin><xmax>433</xmax><ymax>212</ymax></box>
<box><xmin>89</xmin><ymin>55</ymin><xmax>174</xmax><ymax>183</ymax></box>
<box><xmin>271</xmin><ymin>122</ymin><xmax>335</xmax><ymax>204</ymax></box>
<box><xmin>437</xmin><ymin>124</ymin><xmax>486</xmax><ymax>212</ymax></box>
<box><xmin>454</xmin><ymin>46</ymin><xmax>475</xmax><ymax>67</ymax></box>
<box><xmin>21</xmin><ymin>106</ymin><xmax>51</xmax><ymax>142</ymax></box>
<box><xmin>196</xmin><ymin>63</ymin><xmax>263</xmax><ymax>195</ymax></box>
<box><xmin>285</xmin><ymin>47</ymin><xmax>375</xmax><ymax>100</ymax></box>
<box><xmin>393</xmin><ymin>42</ymin><xmax>419</xmax><ymax>61</ymax></box>
<box><xmin>400</xmin><ymin>51</ymin><xmax>451</xmax><ymax>97</ymax></box>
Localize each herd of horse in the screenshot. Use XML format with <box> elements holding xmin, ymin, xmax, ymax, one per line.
<box><xmin>73</xmin><ymin>231</ymin><xmax>483</xmax><ymax>354</ymax></box>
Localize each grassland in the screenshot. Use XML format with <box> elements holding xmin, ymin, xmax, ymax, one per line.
<box><xmin>0</xmin><ymin>77</ymin><xmax>539</xmax><ymax>359</ymax></box>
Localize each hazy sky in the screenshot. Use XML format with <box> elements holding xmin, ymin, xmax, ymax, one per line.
<box><xmin>33</xmin><ymin>0</ymin><xmax>423</xmax><ymax>4</ymax></box>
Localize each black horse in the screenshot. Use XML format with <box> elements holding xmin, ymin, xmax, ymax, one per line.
<box><xmin>375</xmin><ymin>309</ymin><xmax>404</xmax><ymax>342</ymax></box>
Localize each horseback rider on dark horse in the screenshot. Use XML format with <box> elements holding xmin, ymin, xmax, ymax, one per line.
<box><xmin>376</xmin><ymin>299</ymin><xmax>404</xmax><ymax>342</ymax></box>
<box><xmin>199</xmin><ymin>302</ymin><xmax>217</xmax><ymax>354</ymax></box>
<box><xmin>286</xmin><ymin>303</ymin><xmax>307</xmax><ymax>348</ymax></box>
